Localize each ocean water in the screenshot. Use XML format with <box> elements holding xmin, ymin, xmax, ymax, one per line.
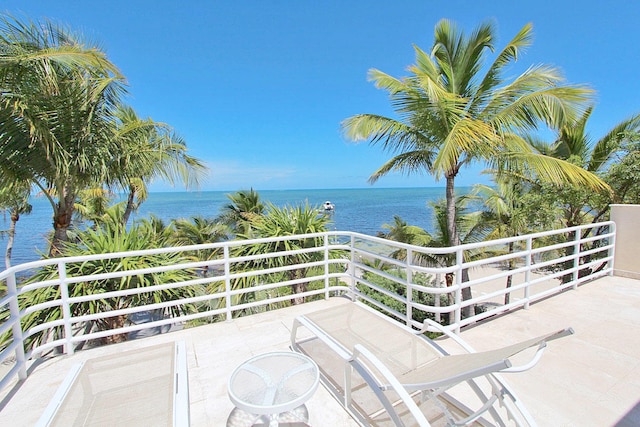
<box><xmin>1</xmin><ymin>187</ymin><xmax>466</xmax><ymax>267</ymax></box>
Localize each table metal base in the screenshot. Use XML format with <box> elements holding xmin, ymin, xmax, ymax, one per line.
<box><xmin>226</xmin><ymin>404</ymin><xmax>309</xmax><ymax>427</ymax></box>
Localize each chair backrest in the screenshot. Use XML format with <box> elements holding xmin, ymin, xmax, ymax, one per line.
<box><xmin>303</xmin><ymin>302</ymin><xmax>442</xmax><ymax>376</ymax></box>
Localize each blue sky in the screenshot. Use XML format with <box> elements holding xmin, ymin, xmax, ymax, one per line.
<box><xmin>3</xmin><ymin>1</ymin><xmax>639</xmax><ymax>192</ymax></box>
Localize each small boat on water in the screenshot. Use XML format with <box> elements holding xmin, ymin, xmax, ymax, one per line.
<box><xmin>323</xmin><ymin>201</ymin><xmax>335</xmax><ymax>211</ymax></box>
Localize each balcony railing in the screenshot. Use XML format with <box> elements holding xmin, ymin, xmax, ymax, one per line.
<box><xmin>0</xmin><ymin>221</ymin><xmax>615</xmax><ymax>392</ymax></box>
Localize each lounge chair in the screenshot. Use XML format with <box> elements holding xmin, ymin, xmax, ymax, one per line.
<box><xmin>291</xmin><ymin>301</ymin><xmax>573</xmax><ymax>426</ymax></box>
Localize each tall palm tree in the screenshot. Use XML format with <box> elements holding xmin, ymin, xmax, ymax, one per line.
<box><xmin>0</xmin><ymin>15</ymin><xmax>126</xmax><ymax>254</ymax></box>
<box><xmin>342</xmin><ymin>19</ymin><xmax>605</xmax><ymax>250</ymax></box>
<box><xmin>110</xmin><ymin>105</ymin><xmax>208</xmax><ymax>227</ymax></box>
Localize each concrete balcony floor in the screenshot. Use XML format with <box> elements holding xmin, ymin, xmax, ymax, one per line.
<box><xmin>1</xmin><ymin>275</ymin><xmax>638</xmax><ymax>426</ymax></box>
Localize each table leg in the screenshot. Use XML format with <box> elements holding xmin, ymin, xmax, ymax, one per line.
<box><xmin>226</xmin><ymin>404</ymin><xmax>309</xmax><ymax>427</ymax></box>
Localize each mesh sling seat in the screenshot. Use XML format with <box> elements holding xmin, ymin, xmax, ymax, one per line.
<box><xmin>291</xmin><ymin>301</ymin><xmax>573</xmax><ymax>426</ymax></box>
<box><xmin>36</xmin><ymin>341</ymin><xmax>190</xmax><ymax>427</ymax></box>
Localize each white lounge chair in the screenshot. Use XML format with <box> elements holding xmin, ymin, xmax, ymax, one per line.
<box><xmin>291</xmin><ymin>301</ymin><xmax>573</xmax><ymax>426</ymax></box>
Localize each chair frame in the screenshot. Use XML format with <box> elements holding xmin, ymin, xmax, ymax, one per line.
<box><xmin>291</xmin><ymin>301</ymin><xmax>572</xmax><ymax>426</ymax></box>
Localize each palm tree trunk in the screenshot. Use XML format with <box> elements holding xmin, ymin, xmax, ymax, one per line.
<box><xmin>122</xmin><ymin>185</ymin><xmax>137</xmax><ymax>227</ymax></box>
<box><xmin>445</xmin><ymin>174</ymin><xmax>458</xmax><ymax>246</ymax></box>
<box><xmin>290</xmin><ymin>269</ymin><xmax>306</xmax><ymax>305</ymax></box>
<box><xmin>51</xmin><ymin>206</ymin><xmax>74</xmax><ymax>256</ymax></box>
<box><xmin>50</xmin><ymin>186</ymin><xmax>77</xmax><ymax>256</ymax></box>
<box><xmin>446</xmin><ymin>173</ymin><xmax>473</xmax><ymax>317</ymax></box>
<box><xmin>102</xmin><ymin>315</ymin><xmax>129</xmax><ymax>344</ymax></box>
<box><xmin>505</xmin><ymin>241</ymin><xmax>514</xmax><ymax>305</ymax></box>
<box><xmin>5</xmin><ymin>210</ymin><xmax>18</xmax><ymax>268</ymax></box>
<box><xmin>461</xmin><ymin>268</ymin><xmax>473</xmax><ymax>318</ymax></box>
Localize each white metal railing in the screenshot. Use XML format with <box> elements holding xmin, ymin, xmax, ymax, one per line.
<box><xmin>0</xmin><ymin>222</ymin><xmax>615</xmax><ymax>391</ymax></box>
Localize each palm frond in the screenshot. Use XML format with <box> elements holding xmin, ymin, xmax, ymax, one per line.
<box><xmin>475</xmin><ymin>23</ymin><xmax>533</xmax><ymax>106</ymax></box>
<box><xmin>589</xmin><ymin>112</ymin><xmax>640</xmax><ymax>172</ymax></box>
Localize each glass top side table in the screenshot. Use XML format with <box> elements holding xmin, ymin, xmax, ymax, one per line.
<box><xmin>228</xmin><ymin>351</ymin><xmax>319</xmax><ymax>427</ymax></box>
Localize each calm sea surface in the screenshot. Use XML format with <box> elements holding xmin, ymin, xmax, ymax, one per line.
<box><xmin>1</xmin><ymin>187</ymin><xmax>469</xmax><ymax>267</ymax></box>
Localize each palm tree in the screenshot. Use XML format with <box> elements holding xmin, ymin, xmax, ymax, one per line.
<box><xmin>2</xmin><ymin>214</ymin><xmax>200</xmax><ymax>352</ymax></box>
<box><xmin>110</xmin><ymin>105</ymin><xmax>208</xmax><ymax>227</ymax></box>
<box><xmin>217</xmin><ymin>188</ymin><xmax>265</xmax><ymax>235</ymax></box>
<box><xmin>0</xmin><ymin>15</ymin><xmax>126</xmax><ymax>254</ymax></box>
<box><xmin>170</xmin><ymin>216</ymin><xmax>230</xmax><ymax>247</ymax></box>
<box><xmin>342</xmin><ymin>19</ymin><xmax>605</xmax><ymax>251</ymax></box>
<box><xmin>74</xmin><ymin>188</ymin><xmax>116</xmax><ymax>230</ymax></box>
<box><xmin>473</xmin><ymin>180</ymin><xmax>548</xmax><ymax>304</ymax></box>
<box><xmin>523</xmin><ymin>109</ymin><xmax>640</xmax><ymax>283</ymax></box>
<box><xmin>380</xmin><ymin>196</ymin><xmax>490</xmax><ymax>318</ymax></box>
<box><xmin>378</xmin><ymin>215</ymin><xmax>432</xmax><ymax>261</ymax></box>
<box><xmin>234</xmin><ymin>202</ymin><xmax>332</xmax><ymax>306</ymax></box>
<box><xmin>530</xmin><ymin>108</ymin><xmax>640</xmax><ymax>227</ymax></box>
<box><xmin>169</xmin><ymin>216</ymin><xmax>230</xmax><ymax>273</ymax></box>
<box><xmin>0</xmin><ymin>181</ymin><xmax>32</xmax><ymax>268</ymax></box>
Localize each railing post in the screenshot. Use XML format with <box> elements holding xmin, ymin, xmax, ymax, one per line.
<box><xmin>406</xmin><ymin>248</ymin><xmax>413</xmax><ymax>327</ymax></box>
<box><xmin>224</xmin><ymin>245</ymin><xmax>232</xmax><ymax>321</ymax></box>
<box><xmin>348</xmin><ymin>234</ymin><xmax>356</xmax><ymax>301</ymax></box>
<box><xmin>58</xmin><ymin>261</ymin><xmax>74</xmax><ymax>355</ymax></box>
<box><xmin>7</xmin><ymin>272</ymin><xmax>27</xmax><ymax>380</ymax></box>
<box><xmin>434</xmin><ymin>273</ymin><xmax>441</xmax><ymax>323</ymax></box>
<box><xmin>524</xmin><ymin>236</ymin><xmax>532</xmax><ymax>309</ymax></box>
<box><xmin>454</xmin><ymin>248</ymin><xmax>463</xmax><ymax>334</ymax></box>
<box><xmin>572</xmin><ymin>227</ymin><xmax>581</xmax><ymax>290</ymax></box>
<box><xmin>324</xmin><ymin>234</ymin><xmax>330</xmax><ymax>300</ymax></box>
